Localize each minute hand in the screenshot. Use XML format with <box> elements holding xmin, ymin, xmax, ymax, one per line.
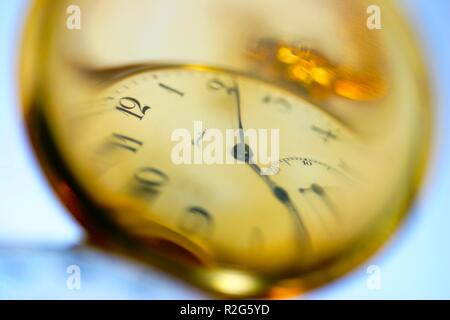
<box><xmin>229</xmin><ymin>78</ymin><xmax>310</xmax><ymax>244</ymax></box>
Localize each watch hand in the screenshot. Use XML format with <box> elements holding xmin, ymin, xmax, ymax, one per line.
<box><xmin>248</xmin><ymin>161</ymin><xmax>310</xmax><ymax>244</ymax></box>
<box><xmin>229</xmin><ymin>78</ymin><xmax>310</xmax><ymax>245</ymax></box>
<box><xmin>229</xmin><ymin>78</ymin><xmax>245</xmax><ymax>145</ymax></box>
<box><xmin>299</xmin><ymin>183</ymin><xmax>339</xmax><ymax>221</ymax></box>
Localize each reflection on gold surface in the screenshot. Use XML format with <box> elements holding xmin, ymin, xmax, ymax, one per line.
<box><xmin>20</xmin><ymin>0</ymin><xmax>432</xmax><ymax>297</ymax></box>
<box><xmin>247</xmin><ymin>39</ymin><xmax>386</xmax><ymax>101</ymax></box>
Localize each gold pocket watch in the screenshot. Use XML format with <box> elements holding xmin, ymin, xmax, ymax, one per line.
<box><xmin>20</xmin><ymin>0</ymin><xmax>432</xmax><ymax>298</ymax></box>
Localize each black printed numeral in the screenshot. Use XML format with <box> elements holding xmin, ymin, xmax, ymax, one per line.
<box><xmin>116</xmin><ymin>97</ymin><xmax>150</xmax><ymax>120</ymax></box>
<box><xmin>111</xmin><ymin>133</ymin><xmax>143</xmax><ymax>153</ymax></box>
<box><xmin>179</xmin><ymin>206</ymin><xmax>212</xmax><ymax>235</ymax></box>
<box><xmin>133</xmin><ymin>167</ymin><xmax>169</xmax><ymax>200</ymax></box>
<box><xmin>262</xmin><ymin>94</ymin><xmax>291</xmax><ymax>112</ymax></box>
<box><xmin>159</xmin><ymin>83</ymin><xmax>184</xmax><ymax>97</ymax></box>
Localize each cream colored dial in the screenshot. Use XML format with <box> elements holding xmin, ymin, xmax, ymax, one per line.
<box><xmin>44</xmin><ymin>66</ymin><xmax>383</xmax><ymax>275</ymax></box>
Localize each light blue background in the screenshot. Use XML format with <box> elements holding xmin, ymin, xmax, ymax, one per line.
<box><xmin>0</xmin><ymin>0</ymin><xmax>449</xmax><ymax>299</ymax></box>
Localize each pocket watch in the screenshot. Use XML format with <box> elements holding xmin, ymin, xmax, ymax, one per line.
<box><xmin>20</xmin><ymin>0</ymin><xmax>432</xmax><ymax>298</ymax></box>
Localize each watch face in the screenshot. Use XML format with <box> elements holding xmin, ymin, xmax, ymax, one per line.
<box><xmin>20</xmin><ymin>0</ymin><xmax>431</xmax><ymax>297</ymax></box>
